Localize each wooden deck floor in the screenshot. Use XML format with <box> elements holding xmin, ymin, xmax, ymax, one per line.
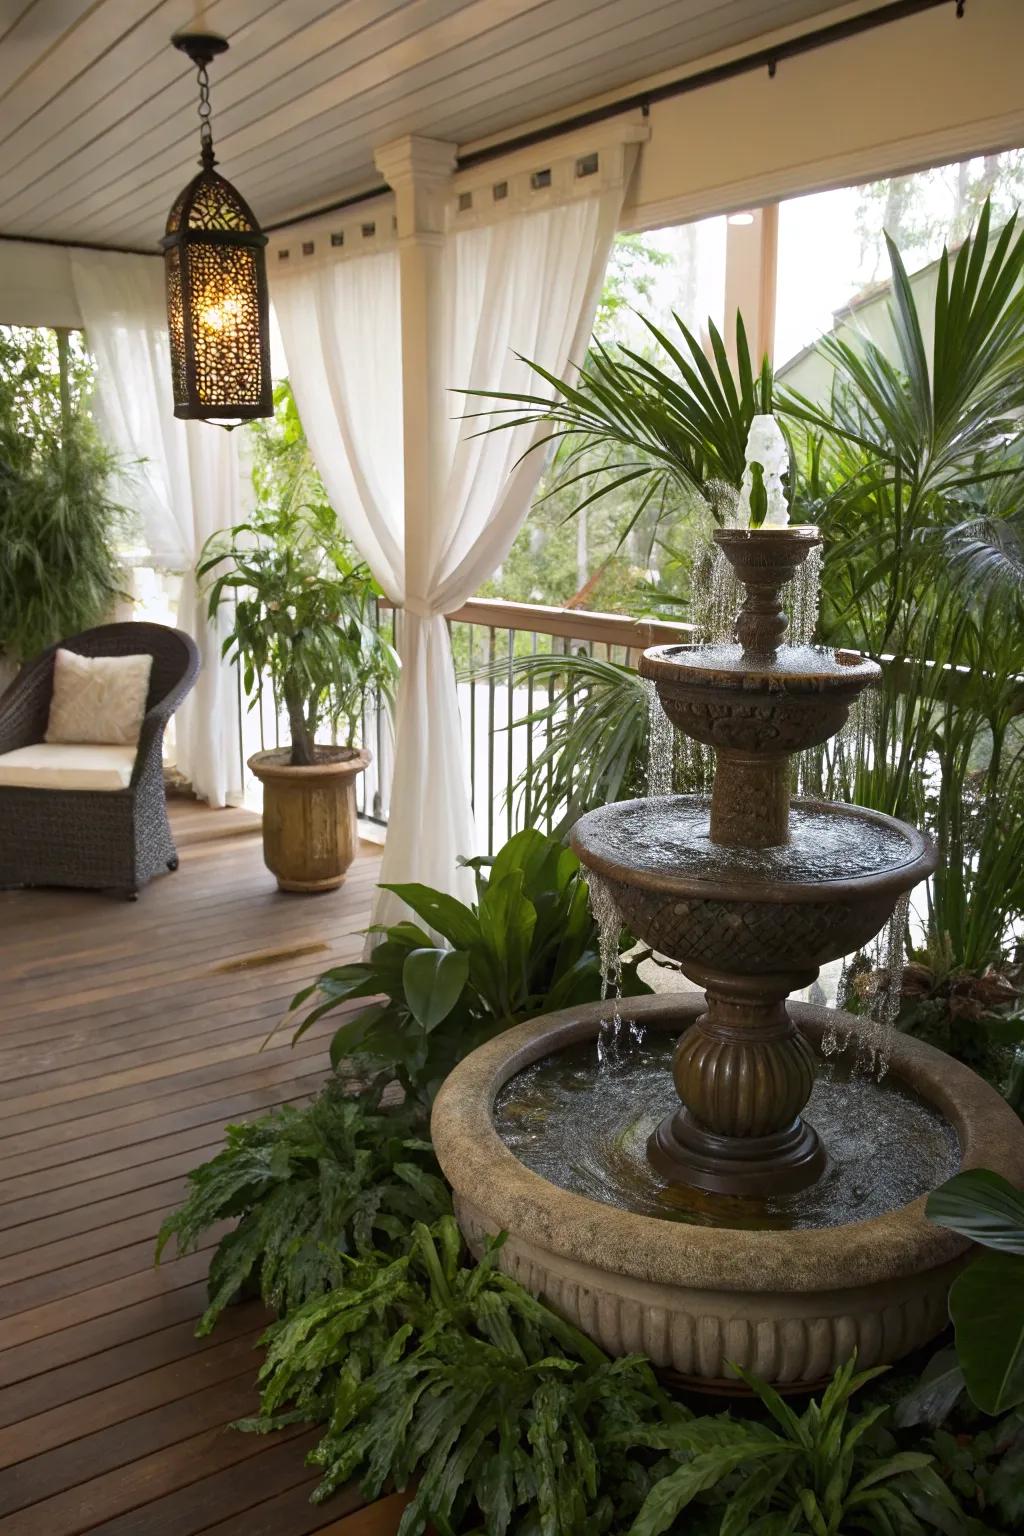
<box><xmin>0</xmin><ymin>803</ymin><xmax>407</xmax><ymax>1535</ymax></box>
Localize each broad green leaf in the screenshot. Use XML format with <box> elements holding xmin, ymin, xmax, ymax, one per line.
<box><xmin>893</xmin><ymin>1348</ymin><xmax>965</xmax><ymax>1427</ymax></box>
<box><xmin>948</xmin><ymin>1249</ymin><xmax>1024</xmax><ymax>1413</ymax></box>
<box><xmin>628</xmin><ymin>1445</ymin><xmax>790</xmax><ymax>1536</ymax></box>
<box><xmin>402</xmin><ymin>948</ymin><xmax>470</xmax><ymax>1031</ymax></box>
<box><xmin>927</xmin><ymin>1169</ymin><xmax>1024</xmax><ymax>1254</ymax></box>
<box><xmin>380</xmin><ymin>883</ymin><xmax>481</xmax><ymax>949</ymax></box>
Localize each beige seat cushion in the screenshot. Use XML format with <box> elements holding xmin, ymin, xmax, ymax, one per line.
<box><xmin>45</xmin><ymin>649</ymin><xmax>153</xmax><ymax>746</ymax></box>
<box><xmin>0</xmin><ymin>743</ymin><xmax>136</xmax><ymax>792</ymax></box>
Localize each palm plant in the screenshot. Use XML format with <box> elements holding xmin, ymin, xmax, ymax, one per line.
<box><xmin>463</xmin><ymin>311</ymin><xmax>774</xmax><ymax>536</ymax></box>
<box><xmin>787</xmin><ymin>202</ymin><xmax>1024</xmax><ymax>972</ymax></box>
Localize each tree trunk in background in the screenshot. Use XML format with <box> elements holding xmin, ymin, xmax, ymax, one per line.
<box><xmin>55</xmin><ymin>328</ymin><xmax>72</xmax><ymax>444</ymax></box>
<box><xmin>576</xmin><ymin>507</ymin><xmax>588</xmax><ymax>592</ymax></box>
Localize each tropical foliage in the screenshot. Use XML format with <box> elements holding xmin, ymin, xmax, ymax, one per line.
<box><xmin>0</xmin><ymin>325</ymin><xmax>126</xmax><ymax>662</ymax></box>
<box><xmin>926</xmin><ymin>1168</ymin><xmax>1024</xmax><ymax>1415</ymax></box>
<box><xmin>287</xmin><ymin>827</ymin><xmax>651</xmax><ymax>1111</ymax></box>
<box><xmin>241</xmin><ymin>1217</ymin><xmax>675</xmax><ymax>1535</ymax></box>
<box><xmin>156</xmin><ymin>1086</ymin><xmax>449</xmax><ymax>1335</ymax></box>
<box><xmin>463</xmin><ymin>310</ymin><xmax>772</xmax><ymax>538</ymax></box>
<box><xmin>622</xmin><ymin>1355</ymin><xmax>960</xmax><ymax>1536</ymax></box>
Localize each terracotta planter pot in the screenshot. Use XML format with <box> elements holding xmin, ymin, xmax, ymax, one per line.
<box><xmin>248</xmin><ymin>746</ymin><xmax>370</xmax><ymax>893</ymax></box>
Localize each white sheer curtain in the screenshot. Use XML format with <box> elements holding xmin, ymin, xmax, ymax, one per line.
<box><xmin>70</xmin><ymin>250</ymin><xmax>246</xmax><ymax>807</ymax></box>
<box><xmin>271</xmin><ymin>250</ymin><xmax>404</xmax><ymax>599</ymax></box>
<box><xmin>272</xmin><ymin>170</ymin><xmax>631</xmax><ymax>923</ymax></box>
<box><xmin>372</xmin><ymin>186</ymin><xmax>629</xmax><ymax>926</ymax></box>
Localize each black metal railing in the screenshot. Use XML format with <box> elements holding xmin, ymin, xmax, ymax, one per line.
<box><xmin>232</xmin><ymin>596</ymin><xmax>694</xmax><ymax>850</ymax></box>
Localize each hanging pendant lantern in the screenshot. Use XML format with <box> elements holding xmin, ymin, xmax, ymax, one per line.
<box><xmin>162</xmin><ymin>33</ymin><xmax>271</xmax><ymax>425</ymax></box>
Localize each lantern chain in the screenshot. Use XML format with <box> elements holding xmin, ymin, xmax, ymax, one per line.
<box><xmin>196</xmin><ymin>60</ymin><xmax>216</xmax><ymax>169</ymax></box>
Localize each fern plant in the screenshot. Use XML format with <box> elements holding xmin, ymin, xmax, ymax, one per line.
<box><xmin>156</xmin><ymin>1085</ymin><xmax>449</xmax><ymax>1336</ymax></box>
<box><xmin>240</xmin><ymin>1216</ymin><xmax>677</xmax><ymax>1536</ymax></box>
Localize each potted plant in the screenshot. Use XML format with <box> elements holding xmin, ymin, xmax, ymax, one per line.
<box><xmin>199</xmin><ymin>499</ymin><xmax>396</xmax><ymax>892</ymax></box>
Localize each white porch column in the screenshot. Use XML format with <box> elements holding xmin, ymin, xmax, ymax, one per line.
<box><xmin>373</xmin><ymin>137</ymin><xmax>458</xmax><ymax>608</ymax></box>
<box><xmin>724</xmin><ymin>203</ymin><xmax>778</xmax><ymax>366</ymax></box>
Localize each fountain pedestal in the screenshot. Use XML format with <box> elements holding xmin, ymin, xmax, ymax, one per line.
<box><xmin>649</xmin><ymin>964</ymin><xmax>824</xmax><ymax>1196</ymax></box>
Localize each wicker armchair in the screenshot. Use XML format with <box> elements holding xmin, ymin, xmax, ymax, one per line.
<box><xmin>0</xmin><ymin>623</ymin><xmax>200</xmax><ymax>898</ymax></box>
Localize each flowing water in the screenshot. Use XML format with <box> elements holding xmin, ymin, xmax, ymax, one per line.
<box><xmin>587</xmin><ymin>873</ymin><xmax>626</xmax><ymax>1060</ymax></box>
<box><xmin>829</xmin><ymin>890</ymin><xmax>912</xmax><ymax>1077</ymax></box>
<box><xmin>644</xmin><ymin>680</ymin><xmax>674</xmax><ymax>797</ymax></box>
<box><xmin>786</xmin><ymin>544</ymin><xmax>823</xmax><ymax>647</ymax></box>
<box><xmin>692</xmin><ymin>545</ymin><xmax>741</xmax><ymax>647</ymax></box>
<box><xmin>494</xmin><ymin>1031</ymin><xmax>959</xmax><ymax>1232</ymax></box>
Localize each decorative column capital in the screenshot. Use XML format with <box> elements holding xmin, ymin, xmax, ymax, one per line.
<box><xmin>374</xmin><ymin>136</ymin><xmax>457</xmax><ymax>237</ymax></box>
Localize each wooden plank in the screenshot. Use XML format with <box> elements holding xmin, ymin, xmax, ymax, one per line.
<box><xmin>0</xmin><ymin>805</ymin><xmax>382</xmax><ymax>1533</ymax></box>
<box><xmin>0</xmin><ymin>1304</ymin><xmax>269</xmax><ymax>1428</ymax></box>
<box><xmin>0</xmin><ymin>1283</ymin><xmax>250</xmax><ymax>1392</ymax></box>
<box><xmin>0</xmin><ymin>1327</ymin><xmax>264</xmax><ymax>1469</ymax></box>
<box><xmin>81</xmin><ymin>1431</ymin><xmax>324</xmax><ymax>1536</ymax></box>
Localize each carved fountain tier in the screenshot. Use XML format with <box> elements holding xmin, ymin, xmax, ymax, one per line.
<box><xmin>432</xmin><ymin>524</ymin><xmax>1024</xmax><ymax>1388</ymax></box>
<box><xmin>574</xmin><ymin>525</ymin><xmax>932</xmax><ymax>1198</ymax></box>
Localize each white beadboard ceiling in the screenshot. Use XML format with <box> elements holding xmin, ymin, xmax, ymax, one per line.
<box><xmin>0</xmin><ymin>0</ymin><xmax>842</xmax><ymax>251</ymax></box>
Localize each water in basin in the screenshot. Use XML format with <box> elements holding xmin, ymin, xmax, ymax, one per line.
<box><xmin>494</xmin><ymin>1031</ymin><xmax>959</xmax><ymax>1232</ymax></box>
<box><xmin>584</xmin><ymin>797</ymin><xmax>915</xmax><ymax>884</ymax></box>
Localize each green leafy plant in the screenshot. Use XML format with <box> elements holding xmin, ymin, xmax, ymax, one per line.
<box><xmin>926</xmin><ymin>1168</ymin><xmax>1024</xmax><ymax>1414</ymax></box>
<box><xmin>0</xmin><ymin>325</ymin><xmax>127</xmax><ymax>662</ymax></box>
<box><xmin>241</xmin><ymin>1216</ymin><xmax>676</xmax><ymax>1535</ymax></box>
<box><xmin>924</xmin><ymin>1406</ymin><xmax>1024</xmax><ymax>1533</ymax></box>
<box><xmin>155</xmin><ymin>1085</ymin><xmax>449</xmax><ymax>1336</ymax></box>
<box><xmin>198</xmin><ymin>498</ymin><xmax>396</xmax><ymax>767</ymax></box>
<box><xmin>288</xmin><ymin>828</ymin><xmax>651</xmax><ymax>1110</ymax></box>
<box><xmin>623</xmin><ymin>1355</ymin><xmax>962</xmax><ymax>1536</ymax></box>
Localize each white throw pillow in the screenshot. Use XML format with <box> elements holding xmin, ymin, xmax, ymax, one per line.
<box><xmin>45</xmin><ymin>648</ymin><xmax>154</xmax><ymax>746</ymax></box>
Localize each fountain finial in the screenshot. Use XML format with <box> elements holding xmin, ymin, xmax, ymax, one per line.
<box><xmin>739</xmin><ymin>413</ymin><xmax>789</xmax><ymax>528</ymax></box>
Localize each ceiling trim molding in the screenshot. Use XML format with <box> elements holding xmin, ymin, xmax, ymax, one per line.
<box><xmin>622</xmin><ymin>106</ymin><xmax>1024</xmax><ymax>232</ymax></box>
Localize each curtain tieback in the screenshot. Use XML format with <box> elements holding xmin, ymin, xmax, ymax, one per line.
<box><xmin>402</xmin><ymin>597</ymin><xmax>444</xmax><ymax>621</ymax></box>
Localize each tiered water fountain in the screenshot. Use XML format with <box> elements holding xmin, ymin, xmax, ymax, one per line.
<box><xmin>432</xmin><ymin>420</ymin><xmax>1024</xmax><ymax>1388</ymax></box>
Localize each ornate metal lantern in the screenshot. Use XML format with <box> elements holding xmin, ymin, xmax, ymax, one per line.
<box><xmin>162</xmin><ymin>33</ymin><xmax>271</xmax><ymax>424</ymax></box>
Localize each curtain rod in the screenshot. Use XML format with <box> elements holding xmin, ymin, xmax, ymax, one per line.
<box><xmin>256</xmin><ymin>0</ymin><xmax>967</xmax><ymax>234</ymax></box>
<box><xmin>457</xmin><ymin>0</ymin><xmax>965</xmax><ymax>170</ymax></box>
<box><xmin>0</xmin><ymin>0</ymin><xmax>965</xmax><ymax>254</ymax></box>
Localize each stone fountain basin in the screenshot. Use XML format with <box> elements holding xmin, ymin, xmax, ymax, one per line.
<box><xmin>640</xmin><ymin>643</ymin><xmax>881</xmax><ymax>756</ymax></box>
<box><xmin>431</xmin><ymin>994</ymin><xmax>1024</xmax><ymax>1388</ymax></box>
<box><xmin>571</xmin><ymin>797</ymin><xmax>936</xmax><ymax>975</ymax></box>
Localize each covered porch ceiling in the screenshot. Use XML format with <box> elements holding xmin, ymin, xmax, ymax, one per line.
<box><xmin>1</xmin><ymin>0</ymin><xmax>851</xmax><ymax>252</ymax></box>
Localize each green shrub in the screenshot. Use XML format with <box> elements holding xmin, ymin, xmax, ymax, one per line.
<box><xmin>289</xmin><ymin>828</ymin><xmax>651</xmax><ymax>1111</ymax></box>
<box><xmin>240</xmin><ymin>1216</ymin><xmax>678</xmax><ymax>1536</ymax></box>
<box><xmin>156</xmin><ymin>1085</ymin><xmax>449</xmax><ymax>1336</ymax></box>
<box><xmin>623</xmin><ymin>1355</ymin><xmax>962</xmax><ymax>1536</ymax></box>
<box><xmin>0</xmin><ymin>326</ymin><xmax>126</xmax><ymax>662</ymax></box>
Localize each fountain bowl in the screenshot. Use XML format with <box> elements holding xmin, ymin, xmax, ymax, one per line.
<box><xmin>431</xmin><ymin>993</ymin><xmax>1024</xmax><ymax>1389</ymax></box>
<box><xmin>571</xmin><ymin>796</ymin><xmax>935</xmax><ymax>976</ymax></box>
<box><xmin>640</xmin><ymin>642</ymin><xmax>880</xmax><ymax>758</ymax></box>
